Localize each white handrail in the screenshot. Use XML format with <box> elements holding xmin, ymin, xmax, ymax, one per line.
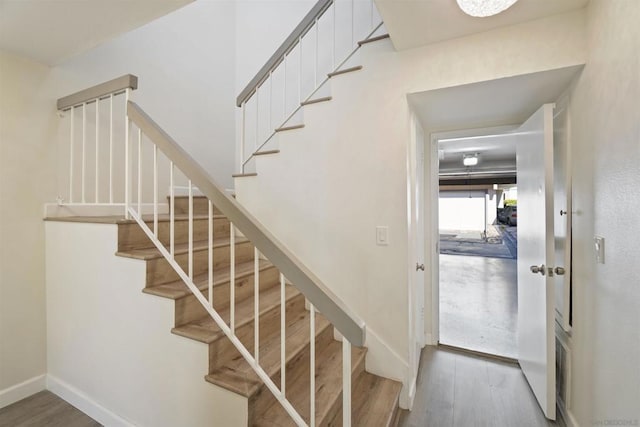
<box><xmin>126</xmin><ymin>101</ymin><xmax>363</xmax><ymax>426</ymax></box>
<box><xmin>128</xmin><ymin>101</ymin><xmax>365</xmax><ymax>346</ymax></box>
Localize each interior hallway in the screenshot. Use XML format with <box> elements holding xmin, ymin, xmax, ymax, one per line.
<box><xmin>439</xmin><ymin>254</ymin><xmax>518</xmax><ymax>358</ymax></box>
<box><xmin>399</xmin><ymin>346</ymin><xmax>557</xmax><ymax>427</ymax></box>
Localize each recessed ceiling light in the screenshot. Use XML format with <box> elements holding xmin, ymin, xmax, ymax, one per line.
<box><xmin>456</xmin><ymin>0</ymin><xmax>519</xmax><ymax>17</ymax></box>
<box><xmin>463</xmin><ymin>153</ymin><xmax>479</xmax><ymax>166</ymax></box>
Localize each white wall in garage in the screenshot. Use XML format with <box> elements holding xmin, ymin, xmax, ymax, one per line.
<box><xmin>439</xmin><ymin>191</ymin><xmax>486</xmax><ymax>232</ymax></box>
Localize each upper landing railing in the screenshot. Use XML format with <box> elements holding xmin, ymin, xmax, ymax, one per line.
<box><xmin>236</xmin><ymin>0</ymin><xmax>385</xmax><ymax>173</ymax></box>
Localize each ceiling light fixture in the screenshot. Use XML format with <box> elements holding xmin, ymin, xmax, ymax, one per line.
<box><xmin>463</xmin><ymin>153</ymin><xmax>479</xmax><ymax>166</ymax></box>
<box><xmin>456</xmin><ymin>0</ymin><xmax>519</xmax><ymax>17</ymax></box>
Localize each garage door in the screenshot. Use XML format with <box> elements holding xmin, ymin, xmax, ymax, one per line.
<box><xmin>439</xmin><ymin>191</ymin><xmax>486</xmax><ymax>232</ymax></box>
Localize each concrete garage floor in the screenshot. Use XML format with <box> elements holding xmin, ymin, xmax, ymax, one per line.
<box><xmin>439</xmin><ymin>253</ymin><xmax>518</xmax><ymax>359</ymax></box>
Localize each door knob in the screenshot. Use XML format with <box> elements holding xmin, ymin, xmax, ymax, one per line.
<box><xmin>530</xmin><ymin>264</ymin><xmax>546</xmax><ymax>275</ymax></box>
<box><xmin>554</xmin><ymin>266</ymin><xmax>566</xmax><ymax>275</ymax></box>
<box><xmin>416</xmin><ymin>263</ymin><xmax>425</xmax><ymax>271</ymax></box>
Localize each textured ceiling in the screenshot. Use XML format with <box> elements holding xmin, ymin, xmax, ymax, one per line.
<box><xmin>0</xmin><ymin>0</ymin><xmax>193</xmax><ymax>65</ymax></box>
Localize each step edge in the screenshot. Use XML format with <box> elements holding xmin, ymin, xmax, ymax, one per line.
<box><xmin>170</xmin><ymin>287</ymin><xmax>302</xmax><ymax>344</ymax></box>
<box><xmin>142</xmin><ymin>262</ymin><xmax>277</xmax><ymax>300</ymax></box>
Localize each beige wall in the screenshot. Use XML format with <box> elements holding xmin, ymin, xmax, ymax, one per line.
<box><xmin>236</xmin><ymin>9</ymin><xmax>587</xmax><ymax>407</ymax></box>
<box><xmin>0</xmin><ymin>51</ymin><xmax>56</xmax><ymax>399</ymax></box>
<box><xmin>566</xmin><ymin>0</ymin><xmax>640</xmax><ymax>424</ymax></box>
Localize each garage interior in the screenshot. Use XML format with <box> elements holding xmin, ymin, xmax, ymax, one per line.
<box><xmin>437</xmin><ymin>133</ymin><xmax>519</xmax><ymax>359</ymax></box>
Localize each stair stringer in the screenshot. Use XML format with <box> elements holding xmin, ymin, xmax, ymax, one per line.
<box><xmin>235</xmin><ymin>36</ymin><xmax>416</xmax><ymax>408</ymax></box>
<box><xmin>45</xmin><ymin>220</ymin><xmax>248</xmax><ymax>427</ymax></box>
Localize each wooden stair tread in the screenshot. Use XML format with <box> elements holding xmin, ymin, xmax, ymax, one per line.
<box><xmin>255</xmin><ymin>340</ymin><xmax>367</xmax><ymax>426</ymax></box>
<box><xmin>136</xmin><ymin>213</ymin><xmax>225</xmax><ymax>222</ymax></box>
<box><xmin>358</xmin><ymin>33</ymin><xmax>390</xmax><ymax>46</ymax></box>
<box><xmin>116</xmin><ymin>235</ymin><xmax>249</xmax><ymax>260</ymax></box>
<box><xmin>253</xmin><ymin>150</ymin><xmax>280</xmax><ymax>156</ymax></box>
<box><xmin>205</xmin><ymin>310</ymin><xmax>332</xmax><ymax>397</ymax></box>
<box><xmin>301</xmin><ymin>96</ymin><xmax>332</xmax><ymax>106</ymax></box>
<box><xmin>328</xmin><ymin>65</ymin><xmax>363</xmax><ymax>78</ymax></box>
<box><xmin>171</xmin><ymin>285</ymin><xmax>300</xmax><ymax>344</ymax></box>
<box><xmin>45</xmin><ymin>215</ymin><xmax>129</xmax><ymax>224</ymax></box>
<box><xmin>275</xmin><ymin>124</ymin><xmax>305</xmax><ymax>132</ymax></box>
<box><xmin>351</xmin><ymin>373</ymin><xmax>402</xmax><ymax>427</ymax></box>
<box><xmin>142</xmin><ymin>259</ymin><xmax>273</xmax><ymax>300</ymax></box>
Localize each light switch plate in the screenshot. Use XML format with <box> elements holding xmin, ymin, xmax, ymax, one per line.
<box><xmin>376</xmin><ymin>226</ymin><xmax>389</xmax><ymax>246</ymax></box>
<box><xmin>594</xmin><ymin>236</ymin><xmax>605</xmax><ymax>264</ymax></box>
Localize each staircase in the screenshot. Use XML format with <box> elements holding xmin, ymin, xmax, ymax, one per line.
<box><xmin>98</xmin><ymin>195</ymin><xmax>402</xmax><ymax>426</ymax></box>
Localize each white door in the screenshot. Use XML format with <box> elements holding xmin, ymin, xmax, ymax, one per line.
<box><xmin>516</xmin><ymin>103</ymin><xmax>556</xmax><ymax>420</ymax></box>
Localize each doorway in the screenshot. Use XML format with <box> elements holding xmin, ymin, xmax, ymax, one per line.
<box><xmin>435</xmin><ymin>131</ymin><xmax>520</xmax><ymax>359</ymax></box>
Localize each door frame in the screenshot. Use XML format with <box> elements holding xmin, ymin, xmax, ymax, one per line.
<box><xmin>426</xmin><ymin>125</ymin><xmax>520</xmax><ymax>345</ymax></box>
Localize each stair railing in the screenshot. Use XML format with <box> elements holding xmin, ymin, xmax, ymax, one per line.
<box><xmin>56</xmin><ymin>75</ymin><xmax>137</xmax><ymax>213</ymax></box>
<box><xmin>236</xmin><ymin>0</ymin><xmax>384</xmax><ymax>174</ymax></box>
<box><xmin>55</xmin><ymin>77</ymin><xmax>365</xmax><ymax>426</ymax></box>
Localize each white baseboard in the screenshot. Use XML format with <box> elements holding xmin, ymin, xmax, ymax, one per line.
<box><xmin>364</xmin><ymin>328</ymin><xmax>414</xmax><ymax>409</ymax></box>
<box><xmin>405</xmin><ymin>377</ymin><xmax>417</xmax><ymax>411</ymax></box>
<box><xmin>558</xmin><ymin>404</ymin><xmax>579</xmax><ymax>427</ymax></box>
<box><xmin>47</xmin><ymin>375</ymin><xmax>134</xmax><ymax>427</ymax></box>
<box><xmin>0</xmin><ymin>375</ymin><xmax>46</xmax><ymax>409</ymax></box>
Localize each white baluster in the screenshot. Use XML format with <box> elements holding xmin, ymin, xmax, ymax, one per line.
<box><xmin>109</xmin><ymin>94</ymin><xmax>114</xmax><ymax>204</ymax></box>
<box><xmin>137</xmin><ymin>128</ymin><xmax>142</xmax><ymax>214</ymax></box>
<box><xmin>333</xmin><ymin>2</ymin><xmax>336</xmax><ymax>69</ymax></box>
<box><xmin>241</xmin><ymin>101</ymin><xmax>246</xmax><ymax>172</ymax></box>
<box><xmin>310</xmin><ymin>303</ymin><xmax>316</xmax><ymax>427</ymax></box>
<box><xmin>81</xmin><ymin>102</ymin><xmax>86</xmax><ymax>203</ymax></box>
<box><xmin>153</xmin><ymin>145</ymin><xmax>158</xmax><ymax>237</ymax></box>
<box><xmin>169</xmin><ymin>161</ymin><xmax>175</xmax><ymax>256</ymax></box>
<box><xmin>188</xmin><ymin>180</ymin><xmax>193</xmax><ymax>280</ymax></box>
<box><xmin>230</xmin><ymin>223</ymin><xmax>236</xmax><ymax>333</ymax></box>
<box><xmin>314</xmin><ymin>18</ymin><xmax>319</xmax><ymax>88</ymax></box>
<box><xmin>298</xmin><ymin>37</ymin><xmax>302</xmax><ymax>105</ymax></box>
<box><xmin>95</xmin><ymin>99</ymin><xmax>99</xmax><ymax>203</ymax></box>
<box><xmin>255</xmin><ymin>85</ymin><xmax>259</xmax><ymax>151</ymax></box>
<box><xmin>124</xmin><ymin>89</ymin><xmax>131</xmax><ymax>218</ymax></box>
<box><xmin>254</xmin><ymin>247</ymin><xmax>260</xmax><ymax>363</ymax></box>
<box><xmin>280</xmin><ymin>273</ymin><xmax>286</xmax><ymax>395</ymax></box>
<box><xmin>208</xmin><ymin>200</ymin><xmax>214</xmax><ymax>307</ymax></box>
<box><xmin>69</xmin><ymin>106</ymin><xmax>74</xmax><ymax>203</ymax></box>
<box><xmin>343</xmin><ymin>337</ymin><xmax>351</xmax><ymax>427</ymax></box>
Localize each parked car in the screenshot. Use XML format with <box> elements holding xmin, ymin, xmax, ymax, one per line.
<box><xmin>503</xmin><ymin>205</ymin><xmax>517</xmax><ymax>226</ymax></box>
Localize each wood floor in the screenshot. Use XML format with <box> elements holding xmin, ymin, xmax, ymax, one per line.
<box><xmin>0</xmin><ymin>391</ymin><xmax>101</xmax><ymax>427</ymax></box>
<box><xmin>398</xmin><ymin>346</ymin><xmax>560</xmax><ymax>427</ymax></box>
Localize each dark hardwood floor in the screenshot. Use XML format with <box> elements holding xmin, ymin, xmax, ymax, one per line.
<box><xmin>399</xmin><ymin>346</ymin><xmax>561</xmax><ymax>427</ymax></box>
<box><xmin>0</xmin><ymin>391</ymin><xmax>101</xmax><ymax>427</ymax></box>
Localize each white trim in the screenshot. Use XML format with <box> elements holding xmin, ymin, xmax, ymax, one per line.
<box><xmin>364</xmin><ymin>327</ymin><xmax>415</xmax><ymax>409</ymax></box>
<box><xmin>566</xmin><ymin>409</ymin><xmax>579</xmax><ymax>427</ymax></box>
<box><xmin>405</xmin><ymin>377</ymin><xmax>417</xmax><ymax>411</ymax></box>
<box><xmin>424</xmin><ymin>333</ymin><xmax>434</xmax><ymax>346</ymax></box>
<box><xmin>0</xmin><ymin>374</ymin><xmax>46</xmax><ymax>409</ymax></box>
<box><xmin>47</xmin><ymin>374</ymin><xmax>135</xmax><ymax>427</ymax></box>
<box><xmin>44</xmin><ymin>202</ymin><xmax>169</xmax><ymax>218</ymax></box>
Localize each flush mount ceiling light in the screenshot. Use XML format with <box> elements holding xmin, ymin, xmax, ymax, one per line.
<box><xmin>463</xmin><ymin>153</ymin><xmax>479</xmax><ymax>166</ymax></box>
<box><xmin>456</xmin><ymin>0</ymin><xmax>519</xmax><ymax>17</ymax></box>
